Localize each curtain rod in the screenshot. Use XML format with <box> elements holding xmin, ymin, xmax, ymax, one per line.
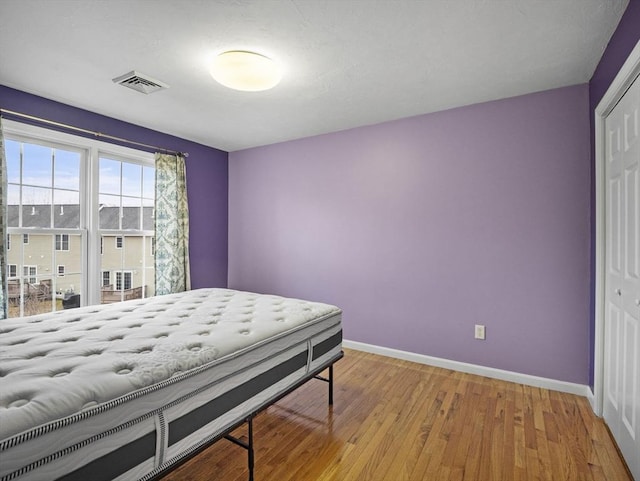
<box><xmin>0</xmin><ymin>108</ymin><xmax>189</xmax><ymax>157</ymax></box>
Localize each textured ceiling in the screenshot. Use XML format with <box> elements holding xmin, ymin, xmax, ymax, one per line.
<box><xmin>0</xmin><ymin>0</ymin><xmax>629</xmax><ymax>152</ymax></box>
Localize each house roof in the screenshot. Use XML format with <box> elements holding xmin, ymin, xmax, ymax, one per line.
<box><xmin>7</xmin><ymin>205</ymin><xmax>154</xmax><ymax>230</ymax></box>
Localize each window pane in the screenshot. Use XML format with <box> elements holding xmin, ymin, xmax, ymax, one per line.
<box><xmin>122</xmin><ymin>162</ymin><xmax>141</xmax><ymax>197</ymax></box>
<box><xmin>54</xmin><ymin>191</ymin><xmax>80</xmax><ymax>228</ymax></box>
<box><xmin>99</xmin><ymin>158</ymin><xmax>121</xmax><ymax>195</ymax></box>
<box><xmin>54</xmin><ymin>149</ymin><xmax>80</xmax><ymax>191</ymax></box>
<box><xmin>101</xmin><ymin>234</ymin><xmax>150</xmax><ymax>304</ymax></box>
<box><xmin>121</xmin><ymin>206</ymin><xmax>141</xmax><ymax>230</ymax></box>
<box><xmin>7</xmin><ymin>185</ymin><xmax>19</xmax><ymax>227</ymax></box>
<box><xmin>99</xmin><ymin>195</ymin><xmax>121</xmax><ymax>229</ymax></box>
<box><xmin>23</xmin><ymin>143</ymin><xmax>52</xmax><ymax>188</ymax></box>
<box><xmin>6</xmin><ymin>233</ymin><xmax>80</xmax><ymax>317</ymax></box>
<box><xmin>143</xmin><ymin>202</ymin><xmax>154</xmax><ymax>230</ymax></box>
<box><xmin>5</xmin><ymin>139</ymin><xmax>20</xmax><ymax>184</ymax></box>
<box><xmin>7</xmin><ymin>279</ymin><xmax>52</xmax><ymax>317</ymax></box>
<box><xmin>143</xmin><ymin>166</ymin><xmax>155</xmax><ymax>200</ymax></box>
<box><xmin>22</xmin><ymin>185</ymin><xmax>52</xmax><ymax>206</ymax></box>
<box><xmin>22</xmin><ymin>187</ymin><xmax>52</xmax><ymax>228</ymax></box>
<box><xmin>99</xmin><ymin>158</ymin><xmax>154</xmax><ymax>234</ymax></box>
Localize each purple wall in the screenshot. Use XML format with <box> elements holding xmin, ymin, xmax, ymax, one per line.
<box><xmin>0</xmin><ymin>85</ymin><xmax>229</xmax><ymax>288</ymax></box>
<box><xmin>229</xmin><ymin>84</ymin><xmax>591</xmax><ymax>384</ymax></box>
<box><xmin>587</xmin><ymin>1</ymin><xmax>640</xmax><ymax>387</ymax></box>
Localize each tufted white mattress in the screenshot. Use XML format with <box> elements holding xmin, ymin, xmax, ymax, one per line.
<box><xmin>0</xmin><ymin>288</ymin><xmax>342</xmax><ymax>481</ymax></box>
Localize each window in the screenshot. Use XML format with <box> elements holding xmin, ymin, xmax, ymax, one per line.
<box><xmin>102</xmin><ymin>271</ymin><xmax>111</xmax><ymax>287</ymax></box>
<box><xmin>4</xmin><ymin>120</ymin><xmax>155</xmax><ymax>317</ymax></box>
<box><xmin>55</xmin><ymin>234</ymin><xmax>70</xmax><ymax>251</ymax></box>
<box><xmin>8</xmin><ymin>264</ymin><xmax>17</xmax><ymax>278</ymax></box>
<box><xmin>115</xmin><ymin>271</ymin><xmax>132</xmax><ymax>291</ymax></box>
<box><xmin>23</xmin><ymin>266</ymin><xmax>37</xmax><ymax>284</ymax></box>
<box><xmin>6</xmin><ymin>234</ymin><xmax>10</xmax><ymax>251</ymax></box>
<box><xmin>99</xmin><ymin>155</ymin><xmax>155</xmax><ymax>304</ymax></box>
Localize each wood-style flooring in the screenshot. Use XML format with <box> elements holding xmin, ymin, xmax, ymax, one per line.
<box><xmin>160</xmin><ymin>349</ymin><xmax>632</xmax><ymax>481</ymax></box>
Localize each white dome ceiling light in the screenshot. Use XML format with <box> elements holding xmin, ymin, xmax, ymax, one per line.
<box><xmin>210</xmin><ymin>50</ymin><xmax>282</xmax><ymax>92</ymax></box>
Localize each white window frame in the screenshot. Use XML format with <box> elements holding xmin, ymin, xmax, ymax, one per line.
<box><xmin>115</xmin><ymin>236</ymin><xmax>123</xmax><ymax>249</ymax></box>
<box><xmin>57</xmin><ymin>265</ymin><xmax>65</xmax><ymax>277</ymax></box>
<box><xmin>102</xmin><ymin>270</ymin><xmax>111</xmax><ymax>287</ymax></box>
<box><xmin>23</xmin><ymin>234</ymin><xmax>29</xmax><ymax>244</ymax></box>
<box><xmin>3</xmin><ymin>119</ymin><xmax>154</xmax><ymax>308</ymax></box>
<box><xmin>8</xmin><ymin>264</ymin><xmax>17</xmax><ymax>278</ymax></box>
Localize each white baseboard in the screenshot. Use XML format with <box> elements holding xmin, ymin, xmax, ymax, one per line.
<box><xmin>586</xmin><ymin>388</ymin><xmax>598</xmax><ymax>414</ymax></box>
<box><xmin>343</xmin><ymin>339</ymin><xmax>591</xmax><ymax>398</ymax></box>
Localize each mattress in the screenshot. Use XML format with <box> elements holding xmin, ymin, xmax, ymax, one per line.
<box><xmin>0</xmin><ymin>288</ymin><xmax>343</xmax><ymax>481</ymax></box>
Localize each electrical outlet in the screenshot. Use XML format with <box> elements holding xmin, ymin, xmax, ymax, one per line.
<box><xmin>475</xmin><ymin>324</ymin><xmax>486</xmax><ymax>340</ymax></box>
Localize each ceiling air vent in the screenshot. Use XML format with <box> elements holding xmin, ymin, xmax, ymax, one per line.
<box><xmin>112</xmin><ymin>71</ymin><xmax>169</xmax><ymax>94</ymax></box>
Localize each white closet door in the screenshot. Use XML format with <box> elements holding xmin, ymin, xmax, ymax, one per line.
<box><xmin>604</xmin><ymin>72</ymin><xmax>640</xmax><ymax>481</ymax></box>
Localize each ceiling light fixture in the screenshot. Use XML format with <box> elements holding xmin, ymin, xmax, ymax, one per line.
<box><xmin>210</xmin><ymin>50</ymin><xmax>282</xmax><ymax>92</ymax></box>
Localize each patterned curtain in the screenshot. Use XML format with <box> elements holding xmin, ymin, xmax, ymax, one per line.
<box><xmin>0</xmin><ymin>118</ymin><xmax>7</xmax><ymax>319</ymax></box>
<box><xmin>155</xmin><ymin>153</ymin><xmax>191</xmax><ymax>295</ymax></box>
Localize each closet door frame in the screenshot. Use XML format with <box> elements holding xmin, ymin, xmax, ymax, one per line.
<box><xmin>594</xmin><ymin>39</ymin><xmax>640</xmax><ymax>417</ymax></box>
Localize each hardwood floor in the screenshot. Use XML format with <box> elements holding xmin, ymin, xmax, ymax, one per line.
<box><xmin>160</xmin><ymin>349</ymin><xmax>632</xmax><ymax>481</ymax></box>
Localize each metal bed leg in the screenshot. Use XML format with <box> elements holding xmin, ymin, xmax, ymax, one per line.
<box><xmin>222</xmin><ymin>357</ymin><xmax>340</xmax><ymax>480</ymax></box>
<box><xmin>223</xmin><ymin>416</ymin><xmax>254</xmax><ymax>481</ymax></box>
<box><xmin>329</xmin><ymin>365</ymin><xmax>334</xmax><ymax>405</ymax></box>
<box><xmin>247</xmin><ymin>416</ymin><xmax>254</xmax><ymax>481</ymax></box>
<box><xmin>314</xmin><ymin>363</ymin><xmax>336</xmax><ymax>405</ymax></box>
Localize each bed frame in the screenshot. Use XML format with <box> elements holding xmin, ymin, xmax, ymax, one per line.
<box><xmin>153</xmin><ymin>361</ymin><xmax>340</xmax><ymax>481</ymax></box>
